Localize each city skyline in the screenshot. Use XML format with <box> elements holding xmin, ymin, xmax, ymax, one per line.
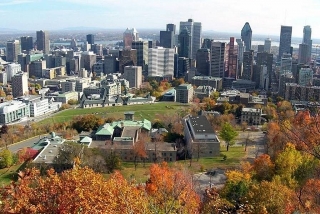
<box><xmin>0</xmin><ymin>0</ymin><xmax>319</xmax><ymax>39</ymax></box>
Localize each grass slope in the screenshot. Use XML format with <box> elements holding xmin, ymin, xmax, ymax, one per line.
<box><xmin>38</xmin><ymin>102</ymin><xmax>188</xmax><ymax>125</ymax></box>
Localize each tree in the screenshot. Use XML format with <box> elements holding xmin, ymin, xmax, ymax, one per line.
<box><xmin>252</xmin><ymin>154</ymin><xmax>275</xmax><ymax>181</ymax></box>
<box><xmin>219</xmin><ymin>122</ymin><xmax>238</xmax><ymax>151</ymax></box>
<box><xmin>71</xmin><ymin>114</ymin><xmax>103</xmax><ymax>133</ymax></box>
<box><xmin>105</xmin><ymin>151</ymin><xmax>122</xmax><ymax>173</ymax></box>
<box><xmin>67</xmin><ymin>99</ymin><xmax>78</xmax><ymax>105</ymax></box>
<box><xmin>146</xmin><ymin>162</ymin><xmax>200</xmax><ymax>213</ymax></box>
<box><xmin>132</xmin><ymin>140</ymin><xmax>147</xmax><ymax>170</ymax></box>
<box><xmin>0</xmin><ymin>167</ymin><xmax>150</xmax><ymax>213</ymax></box>
<box><xmin>0</xmin><ymin>124</ymin><xmax>9</xmax><ymax>135</ymax></box>
<box><xmin>0</xmin><ymin>149</ymin><xmax>13</xmax><ymax>168</ymax></box>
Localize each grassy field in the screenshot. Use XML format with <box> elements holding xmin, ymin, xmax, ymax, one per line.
<box><xmin>118</xmin><ymin>146</ymin><xmax>246</xmax><ymax>182</ymax></box>
<box><xmin>37</xmin><ymin>102</ymin><xmax>189</xmax><ymax>125</ymax></box>
<box><xmin>0</xmin><ymin>164</ymin><xmax>22</xmax><ymax>185</ymax></box>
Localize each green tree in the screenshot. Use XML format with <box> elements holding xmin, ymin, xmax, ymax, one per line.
<box><xmin>220</xmin><ymin>122</ymin><xmax>238</xmax><ymax>151</ymax></box>
<box><xmin>0</xmin><ymin>149</ymin><xmax>13</xmax><ymax>169</ymax></box>
<box><xmin>105</xmin><ymin>151</ymin><xmax>122</xmax><ymax>173</ymax></box>
<box><xmin>71</xmin><ymin>114</ymin><xmax>103</xmax><ymax>133</ymax></box>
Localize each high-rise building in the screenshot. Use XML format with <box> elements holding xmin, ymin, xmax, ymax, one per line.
<box><xmin>178</xmin><ymin>27</ymin><xmax>191</xmax><ymax>58</ymax></box>
<box><xmin>242</xmin><ymin>50</ymin><xmax>254</xmax><ymax>80</ymax></box>
<box><xmin>166</xmin><ymin>24</ymin><xmax>176</xmax><ymax>33</ymax></box>
<box><xmin>160</xmin><ymin>24</ymin><xmax>175</xmax><ymax>48</ymax></box>
<box><xmin>241</xmin><ymin>22</ymin><xmax>252</xmax><ymax>51</ymax></box>
<box><xmin>202</xmin><ymin>39</ymin><xmax>213</xmax><ymax>49</ymax></box>
<box><xmin>119</xmin><ymin>49</ymin><xmax>137</xmax><ymax>73</ymax></box>
<box><xmin>86</xmin><ymin>34</ymin><xmax>95</xmax><ymax>45</ymax></box>
<box><xmin>123</xmin><ymin>66</ymin><xmax>142</xmax><ymax>88</ymax></box>
<box><xmin>256</xmin><ymin>52</ymin><xmax>273</xmax><ymax>85</ymax></box>
<box><xmin>299</xmin><ymin>43</ymin><xmax>309</xmax><ymax>64</ymax></box>
<box><xmin>0</xmin><ymin>72</ymin><xmax>7</xmax><ymax>85</ymax></box>
<box><xmin>123</xmin><ymin>28</ymin><xmax>139</xmax><ymax>50</ymax></box>
<box><xmin>196</xmin><ymin>49</ymin><xmax>210</xmax><ymax>76</ymax></box>
<box><xmin>36</xmin><ymin>30</ymin><xmax>49</xmax><ymax>54</ymax></box>
<box><xmin>29</xmin><ymin>60</ymin><xmax>46</xmax><ymax>78</ymax></box>
<box><xmin>264</xmin><ymin>38</ymin><xmax>271</xmax><ymax>53</ymax></box>
<box><xmin>148</xmin><ymin>47</ymin><xmax>174</xmax><ymax>77</ymax></box>
<box><xmin>6</xmin><ymin>40</ymin><xmax>21</xmax><ymax>62</ymax></box>
<box><xmin>298</xmin><ymin>67</ymin><xmax>313</xmax><ymax>86</ymax></box>
<box><xmin>104</xmin><ymin>55</ymin><xmax>118</xmax><ymax>74</ymax></box>
<box><xmin>302</xmin><ymin>25</ymin><xmax>312</xmax><ymax>62</ymax></box>
<box><xmin>280</xmin><ymin>53</ymin><xmax>292</xmax><ymax>75</ymax></box>
<box><xmin>225</xmin><ymin>37</ymin><xmax>238</xmax><ymax>79</ymax></box>
<box><xmin>178</xmin><ymin>57</ymin><xmax>190</xmax><ymax>78</ymax></box>
<box><xmin>20</xmin><ymin>36</ymin><xmax>33</xmax><ymax>52</ymax></box>
<box><xmin>12</xmin><ymin>72</ymin><xmax>28</xmax><ymax>98</ymax></box>
<box><xmin>132</xmin><ymin>41</ymin><xmax>148</xmax><ymax>71</ymax></box>
<box><xmin>80</xmin><ymin>51</ymin><xmax>96</xmax><ymax>72</ymax></box>
<box><xmin>179</xmin><ymin>19</ymin><xmax>202</xmax><ymax>59</ymax></box>
<box><xmin>278</xmin><ymin>26</ymin><xmax>292</xmax><ymax>61</ymax></box>
<box><xmin>257</xmin><ymin>45</ymin><xmax>264</xmax><ymax>53</ymax></box>
<box><xmin>211</xmin><ymin>42</ymin><xmax>225</xmax><ymax>78</ymax></box>
<box><xmin>5</xmin><ymin>63</ymin><xmax>21</xmax><ymax>82</ymax></box>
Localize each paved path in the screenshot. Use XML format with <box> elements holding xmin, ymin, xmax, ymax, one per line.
<box><xmin>1</xmin><ymin>134</ymin><xmax>50</xmax><ymax>153</ymax></box>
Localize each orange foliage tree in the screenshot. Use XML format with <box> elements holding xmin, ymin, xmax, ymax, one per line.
<box><xmin>146</xmin><ymin>162</ymin><xmax>200</xmax><ymax>213</ymax></box>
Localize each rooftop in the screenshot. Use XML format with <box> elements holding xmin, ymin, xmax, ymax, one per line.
<box><xmin>188</xmin><ymin>115</ymin><xmax>215</xmax><ymax>134</ymax></box>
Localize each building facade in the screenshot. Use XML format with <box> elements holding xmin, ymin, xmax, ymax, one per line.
<box><xmin>175</xmin><ymin>84</ymin><xmax>194</xmax><ymax>103</ymax></box>
<box><xmin>0</xmin><ymin>101</ymin><xmax>30</xmax><ymax>124</ymax></box>
<box><xmin>278</xmin><ymin>26</ymin><xmax>292</xmax><ymax>61</ymax></box>
<box><xmin>241</xmin><ymin>22</ymin><xmax>252</xmax><ymax>51</ymax></box>
<box><xmin>179</xmin><ymin>19</ymin><xmax>202</xmax><ymax>59</ymax></box>
<box><xmin>148</xmin><ymin>47</ymin><xmax>174</xmax><ymax>77</ymax></box>
<box><xmin>211</xmin><ymin>42</ymin><xmax>226</xmax><ymax>78</ymax></box>
<box><xmin>241</xmin><ymin>108</ymin><xmax>262</xmax><ymax>125</ymax></box>
<box><xmin>123</xmin><ymin>66</ymin><xmax>142</xmax><ymax>88</ymax></box>
<box><xmin>6</xmin><ymin>40</ymin><xmax>21</xmax><ymax>62</ymax></box>
<box><xmin>12</xmin><ymin>72</ymin><xmax>28</xmax><ymax>98</ymax></box>
<box><xmin>36</xmin><ymin>30</ymin><xmax>50</xmax><ymax>54</ymax></box>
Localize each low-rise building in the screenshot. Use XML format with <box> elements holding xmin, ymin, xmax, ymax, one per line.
<box><xmin>191</xmin><ymin>76</ymin><xmax>223</xmax><ymax>90</ymax></box>
<box><xmin>232</xmin><ymin>79</ymin><xmax>256</xmax><ymax>91</ymax></box>
<box><xmin>55</xmin><ymin>91</ymin><xmax>79</xmax><ymax>104</ymax></box>
<box><xmin>183</xmin><ymin>115</ymin><xmax>220</xmax><ymax>158</ymax></box>
<box><xmin>0</xmin><ymin>100</ymin><xmax>29</xmax><ymax>124</ymax></box>
<box><xmin>175</xmin><ymin>84</ymin><xmax>194</xmax><ymax>103</ymax></box>
<box><xmin>194</xmin><ymin>85</ymin><xmax>216</xmax><ymax>100</ymax></box>
<box><xmin>241</xmin><ymin>108</ymin><xmax>262</xmax><ymax>125</ymax></box>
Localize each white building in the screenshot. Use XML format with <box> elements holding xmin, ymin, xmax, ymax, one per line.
<box><xmin>123</xmin><ymin>66</ymin><xmax>142</xmax><ymax>88</ymax></box>
<box><xmin>5</xmin><ymin>63</ymin><xmax>21</xmax><ymax>82</ymax></box>
<box><xmin>148</xmin><ymin>47</ymin><xmax>174</xmax><ymax>77</ymax></box>
<box><xmin>12</xmin><ymin>72</ymin><xmax>28</xmax><ymax>98</ymax></box>
<box><xmin>0</xmin><ymin>100</ymin><xmax>30</xmax><ymax>124</ymax></box>
<box><xmin>19</xmin><ymin>95</ymin><xmax>62</xmax><ymax>117</ymax></box>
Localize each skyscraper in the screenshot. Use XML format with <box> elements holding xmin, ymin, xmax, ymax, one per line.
<box><xmin>12</xmin><ymin>72</ymin><xmax>28</xmax><ymax>98</ymax></box>
<box><xmin>20</xmin><ymin>36</ymin><xmax>33</xmax><ymax>52</ymax></box>
<box><xmin>241</xmin><ymin>22</ymin><xmax>252</xmax><ymax>51</ymax></box>
<box><xmin>178</xmin><ymin>27</ymin><xmax>191</xmax><ymax>58</ymax></box>
<box><xmin>210</xmin><ymin>42</ymin><xmax>226</xmax><ymax>78</ymax></box>
<box><xmin>242</xmin><ymin>50</ymin><xmax>254</xmax><ymax>80</ymax></box>
<box><xmin>148</xmin><ymin>47</ymin><xmax>174</xmax><ymax>77</ymax></box>
<box><xmin>123</xmin><ymin>66</ymin><xmax>142</xmax><ymax>88</ymax></box>
<box><xmin>225</xmin><ymin>37</ymin><xmax>238</xmax><ymax>79</ymax></box>
<box><xmin>132</xmin><ymin>41</ymin><xmax>148</xmax><ymax>71</ymax></box>
<box><xmin>160</xmin><ymin>24</ymin><xmax>175</xmax><ymax>48</ymax></box>
<box><xmin>86</xmin><ymin>34</ymin><xmax>95</xmax><ymax>45</ymax></box>
<box><xmin>298</xmin><ymin>43</ymin><xmax>309</xmax><ymax>64</ymax></box>
<box><xmin>6</xmin><ymin>40</ymin><xmax>21</xmax><ymax>62</ymax></box>
<box><xmin>179</xmin><ymin>19</ymin><xmax>202</xmax><ymax>59</ymax></box>
<box><xmin>264</xmin><ymin>38</ymin><xmax>271</xmax><ymax>53</ymax></box>
<box><xmin>196</xmin><ymin>48</ymin><xmax>210</xmax><ymax>76</ymax></box>
<box><xmin>36</xmin><ymin>30</ymin><xmax>50</xmax><ymax>54</ymax></box>
<box><xmin>123</xmin><ymin>28</ymin><xmax>139</xmax><ymax>50</ymax></box>
<box><xmin>278</xmin><ymin>26</ymin><xmax>292</xmax><ymax>61</ymax></box>
<box><xmin>302</xmin><ymin>25</ymin><xmax>312</xmax><ymax>62</ymax></box>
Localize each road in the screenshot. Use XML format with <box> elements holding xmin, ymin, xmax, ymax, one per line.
<box><xmin>1</xmin><ymin>134</ymin><xmax>50</xmax><ymax>153</ymax></box>
<box><xmin>236</xmin><ymin>131</ymin><xmax>266</xmax><ymax>160</ymax></box>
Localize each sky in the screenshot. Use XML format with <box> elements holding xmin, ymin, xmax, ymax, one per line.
<box><xmin>0</xmin><ymin>0</ymin><xmax>319</xmax><ymax>39</ymax></box>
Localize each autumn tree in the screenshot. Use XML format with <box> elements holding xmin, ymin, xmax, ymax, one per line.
<box><xmin>0</xmin><ymin>149</ymin><xmax>13</xmax><ymax>169</ymax></box>
<box><xmin>71</xmin><ymin>114</ymin><xmax>104</xmax><ymax>133</ymax></box>
<box><xmin>219</xmin><ymin>122</ymin><xmax>238</xmax><ymax>151</ymax></box>
<box><xmin>132</xmin><ymin>140</ymin><xmax>147</xmax><ymax>170</ymax></box>
<box><xmin>0</xmin><ymin>167</ymin><xmax>150</xmax><ymax>213</ymax></box>
<box><xmin>146</xmin><ymin>162</ymin><xmax>200</xmax><ymax>213</ymax></box>
<box><xmin>252</xmin><ymin>154</ymin><xmax>275</xmax><ymax>181</ymax></box>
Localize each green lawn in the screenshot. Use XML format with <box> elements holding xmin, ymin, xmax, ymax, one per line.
<box><xmin>0</xmin><ymin>164</ymin><xmax>23</xmax><ymax>185</ymax></box>
<box><xmin>116</xmin><ymin>146</ymin><xmax>247</xmax><ymax>182</ymax></box>
<box><xmin>37</xmin><ymin>102</ymin><xmax>189</xmax><ymax>125</ymax></box>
